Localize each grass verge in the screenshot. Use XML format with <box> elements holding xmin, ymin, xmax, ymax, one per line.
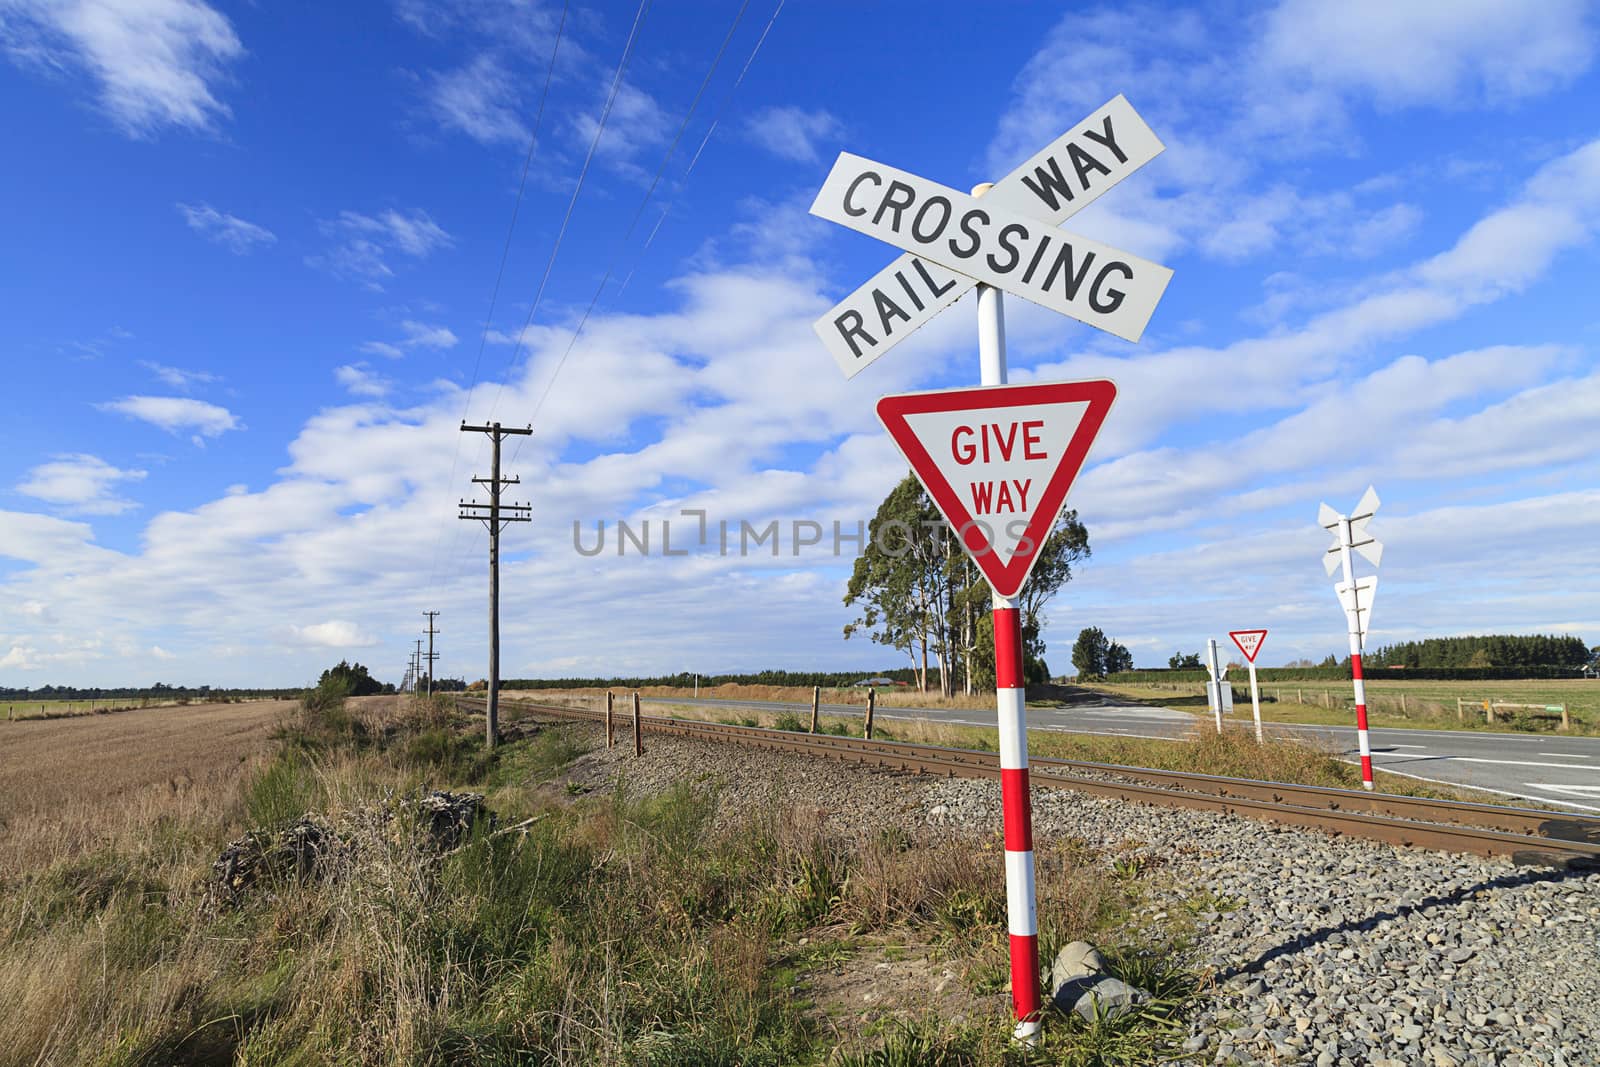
<box><xmin>0</xmin><ymin>687</ymin><xmax>1201</xmax><ymax>1065</ymax></box>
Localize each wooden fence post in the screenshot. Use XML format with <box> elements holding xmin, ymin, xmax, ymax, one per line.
<box><xmin>810</xmin><ymin>686</ymin><xmax>820</xmax><ymax>734</ymax></box>
<box><xmin>1400</xmin><ymin>693</ymin><xmax>1407</xmax><ymax>715</ymax></box>
<box><xmin>1297</xmin><ymin>688</ymin><xmax>1302</xmax><ymax>705</ymax></box>
<box><xmin>605</xmin><ymin>691</ymin><xmax>614</xmax><ymax>748</ymax></box>
<box><xmin>632</xmin><ymin>691</ymin><xmax>643</xmax><ymax>756</ymax></box>
<box><xmin>865</xmin><ymin>688</ymin><xmax>875</xmax><ymax>740</ymax></box>
<box><xmin>1483</xmin><ymin>700</ymin><xmax>1493</xmax><ymax>725</ymax></box>
<box><xmin>1561</xmin><ymin>705</ymin><xmax>1570</xmax><ymax>730</ymax></box>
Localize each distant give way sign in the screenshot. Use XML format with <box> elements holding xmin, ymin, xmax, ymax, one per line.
<box><xmin>877</xmin><ymin>380</ymin><xmax>1116</xmax><ymax>597</ymax></box>
<box><xmin>1229</xmin><ymin>629</ymin><xmax>1268</xmax><ymax>664</ymax></box>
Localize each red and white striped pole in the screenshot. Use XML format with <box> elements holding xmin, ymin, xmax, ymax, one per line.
<box><xmin>994</xmin><ymin>598</ymin><xmax>1042</xmax><ymax>1038</ymax></box>
<box><xmin>1338</xmin><ymin>516</ymin><xmax>1374</xmax><ymax>790</ymax></box>
<box><xmin>973</xmin><ymin>180</ymin><xmax>1041</xmax><ymax>1042</ymax></box>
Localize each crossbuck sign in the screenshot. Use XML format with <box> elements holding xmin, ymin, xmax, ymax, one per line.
<box><xmin>811</xmin><ymin>95</ymin><xmax>1169</xmax><ymax>378</ymax></box>
<box><xmin>810</xmin><ymin>96</ymin><xmax>1171</xmax><ymax>1046</ymax></box>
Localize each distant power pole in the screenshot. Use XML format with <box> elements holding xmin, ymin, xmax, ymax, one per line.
<box><xmin>423</xmin><ymin>611</ymin><xmax>441</xmax><ymax>697</ymax></box>
<box><xmin>413</xmin><ymin>639</ymin><xmax>423</xmax><ymax>697</ymax></box>
<box><xmin>458</xmin><ymin>421</ymin><xmax>533</xmax><ymax>749</ymax></box>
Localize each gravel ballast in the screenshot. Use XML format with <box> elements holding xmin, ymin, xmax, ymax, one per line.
<box><xmin>540</xmin><ymin>719</ymin><xmax>1600</xmax><ymax>1065</ymax></box>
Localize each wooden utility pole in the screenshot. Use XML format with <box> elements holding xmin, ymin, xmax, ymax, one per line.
<box><xmin>810</xmin><ymin>686</ymin><xmax>820</xmax><ymax>734</ymax></box>
<box><xmin>865</xmin><ymin>687</ymin><xmax>876</xmax><ymax>739</ymax></box>
<box><xmin>632</xmin><ymin>691</ymin><xmax>643</xmax><ymax>756</ymax></box>
<box><xmin>458</xmin><ymin>421</ymin><xmax>533</xmax><ymax>750</ymax></box>
<box><xmin>606</xmin><ymin>690</ymin><xmax>615</xmax><ymax>748</ymax></box>
<box><xmin>413</xmin><ymin>640</ymin><xmax>423</xmax><ymax>697</ymax></box>
<box><xmin>423</xmin><ymin>611</ymin><xmax>441</xmax><ymax>697</ymax></box>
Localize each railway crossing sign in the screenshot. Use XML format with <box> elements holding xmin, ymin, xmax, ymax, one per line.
<box><xmin>876</xmin><ymin>379</ymin><xmax>1116</xmax><ymax>598</ymax></box>
<box><xmin>810</xmin><ymin>95</ymin><xmax>1166</xmax><ymax>378</ymax></box>
<box><xmin>812</xmin><ymin>155</ymin><xmax>1173</xmax><ymax>346</ymax></box>
<box><xmin>1229</xmin><ymin>629</ymin><xmax>1268</xmax><ymax>663</ymax></box>
<box><xmin>1317</xmin><ymin>486</ymin><xmax>1384</xmax><ymax>791</ymax></box>
<box><xmin>811</xmin><ymin>94</ymin><xmax>1170</xmax><ymax>1046</ymax></box>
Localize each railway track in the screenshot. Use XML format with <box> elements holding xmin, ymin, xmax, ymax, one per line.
<box><xmin>462</xmin><ymin>697</ymin><xmax>1600</xmax><ymax>867</ymax></box>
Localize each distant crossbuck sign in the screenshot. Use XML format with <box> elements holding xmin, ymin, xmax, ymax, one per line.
<box><xmin>809</xmin><ymin>95</ymin><xmax>1169</xmax><ymax>378</ymax></box>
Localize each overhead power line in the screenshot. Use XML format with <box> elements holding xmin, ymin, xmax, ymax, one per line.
<box><xmin>515</xmin><ymin>0</ymin><xmax>758</xmax><ymax>452</ymax></box>
<box><xmin>485</xmin><ymin>0</ymin><xmax>656</xmax><ymax>427</ymax></box>
<box><xmin>423</xmin><ymin>0</ymin><xmax>570</xmax><ymax>602</ymax></box>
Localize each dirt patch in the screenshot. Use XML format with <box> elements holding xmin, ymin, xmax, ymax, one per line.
<box><xmin>801</xmin><ymin>939</ymin><xmax>998</xmax><ymax>1037</ymax></box>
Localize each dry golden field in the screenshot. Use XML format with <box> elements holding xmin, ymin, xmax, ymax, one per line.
<box><xmin>0</xmin><ymin>698</ymin><xmax>295</xmax><ymax>815</ymax></box>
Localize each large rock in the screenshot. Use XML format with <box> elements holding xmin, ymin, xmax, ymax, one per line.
<box><xmin>1050</xmin><ymin>941</ymin><xmax>1106</xmax><ymax>984</ymax></box>
<box><xmin>1048</xmin><ymin>940</ymin><xmax>1149</xmax><ymax>1022</ymax></box>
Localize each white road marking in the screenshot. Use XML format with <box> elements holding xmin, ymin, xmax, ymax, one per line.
<box><xmin>1388</xmin><ymin>744</ymin><xmax>1426</xmax><ymax>749</ymax></box>
<box><xmin>1525</xmin><ymin>783</ymin><xmax>1600</xmax><ymax>798</ymax></box>
<box><xmin>1441</xmin><ymin>756</ymin><xmax>1600</xmax><ymax>770</ymax></box>
<box><xmin>1539</xmin><ymin>752</ymin><xmax>1595</xmax><ymax>759</ymax></box>
<box><xmin>1336</xmin><ymin>761</ymin><xmax>1600</xmax><ymax>813</ymax></box>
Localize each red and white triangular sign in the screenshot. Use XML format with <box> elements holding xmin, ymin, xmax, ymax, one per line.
<box><xmin>875</xmin><ymin>379</ymin><xmax>1116</xmax><ymax>598</ymax></box>
<box><xmin>1229</xmin><ymin>629</ymin><xmax>1268</xmax><ymax>663</ymax></box>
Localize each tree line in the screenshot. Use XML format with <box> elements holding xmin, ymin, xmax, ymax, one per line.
<box><xmin>1364</xmin><ymin>633</ymin><xmax>1591</xmax><ymax>669</ymax></box>
<box><xmin>505</xmin><ymin>668</ymin><xmax>944</xmax><ymax>691</ymax></box>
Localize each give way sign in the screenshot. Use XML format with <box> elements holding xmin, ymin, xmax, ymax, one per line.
<box><xmin>1229</xmin><ymin>629</ymin><xmax>1268</xmax><ymax>663</ymax></box>
<box><xmin>876</xmin><ymin>379</ymin><xmax>1116</xmax><ymax>597</ymax></box>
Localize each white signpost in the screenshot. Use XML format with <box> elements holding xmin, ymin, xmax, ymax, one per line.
<box><xmin>1229</xmin><ymin>629</ymin><xmax>1269</xmax><ymax>743</ymax></box>
<box><xmin>1318</xmin><ymin>487</ymin><xmax>1383</xmax><ymax>791</ymax></box>
<box><xmin>810</xmin><ymin>96</ymin><xmax>1169</xmax><ymax>1044</ymax></box>
<box><xmin>1205</xmin><ymin>637</ymin><xmax>1233</xmax><ymax>732</ymax></box>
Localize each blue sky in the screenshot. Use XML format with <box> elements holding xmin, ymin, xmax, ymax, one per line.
<box><xmin>2</xmin><ymin>0</ymin><xmax>1598</xmax><ymax>687</ymax></box>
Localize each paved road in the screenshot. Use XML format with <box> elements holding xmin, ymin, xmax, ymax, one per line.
<box><xmin>642</xmin><ymin>692</ymin><xmax>1600</xmax><ymax>812</ymax></box>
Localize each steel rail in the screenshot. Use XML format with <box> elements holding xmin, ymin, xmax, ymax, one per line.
<box><xmin>462</xmin><ymin>697</ymin><xmax>1600</xmax><ymax>866</ymax></box>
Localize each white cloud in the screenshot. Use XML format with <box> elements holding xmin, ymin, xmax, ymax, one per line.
<box><xmin>0</xmin><ymin>645</ymin><xmax>41</xmax><ymax>670</ymax></box>
<box><xmin>0</xmin><ymin>0</ymin><xmax>244</xmax><ymax>136</ymax></box>
<box><xmin>139</xmin><ymin>359</ymin><xmax>219</xmax><ymax>390</ymax></box>
<box><xmin>571</xmin><ymin>80</ymin><xmax>668</xmax><ymax>171</ymax></box>
<box><xmin>426</xmin><ymin>53</ymin><xmax>525</xmax><ymax>144</ymax></box>
<box><xmin>979</xmin><ymin>3</ymin><xmax>1592</xmax><ymax>277</ymax></box>
<box><xmin>1259</xmin><ymin>0</ymin><xmax>1596</xmax><ymax>107</ymax></box>
<box><xmin>15</xmin><ymin>453</ymin><xmax>147</xmax><ymax>514</ymax></box>
<box><xmin>98</xmin><ymin>395</ymin><xmax>239</xmax><ymax>438</ymax></box>
<box><xmin>308</xmin><ymin>208</ymin><xmax>452</xmax><ymax>287</ymax></box>
<box><xmin>290</xmin><ymin>620</ymin><xmax>379</xmax><ymax>649</ymax></box>
<box><xmin>175</xmin><ymin>202</ymin><xmax>275</xmax><ymax>253</ymax></box>
<box><xmin>335</xmin><ymin>363</ymin><xmax>390</xmax><ymax>398</ymax></box>
<box><xmin>359</xmin><ymin>320</ymin><xmax>458</xmax><ymax>361</ymax></box>
<box><xmin>744</xmin><ymin>106</ymin><xmax>842</xmax><ymax>164</ymax></box>
<box><xmin>150</xmin><ymin>644</ymin><xmax>175</xmax><ymax>660</ymax></box>
<box><xmin>399</xmin><ymin>320</ymin><xmax>458</xmax><ymax>349</ymax></box>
